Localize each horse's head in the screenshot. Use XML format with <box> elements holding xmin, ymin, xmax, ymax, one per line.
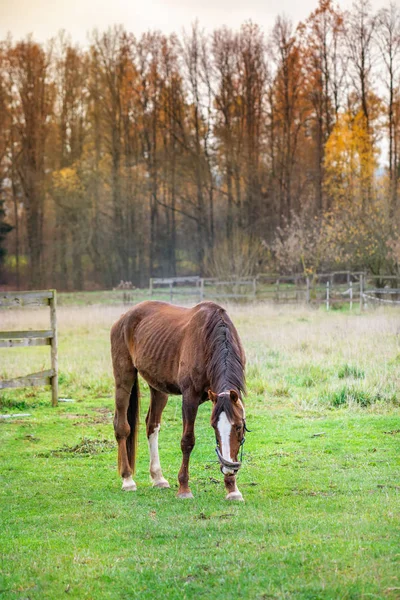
<box><xmin>209</xmin><ymin>389</ymin><xmax>247</xmax><ymax>476</ymax></box>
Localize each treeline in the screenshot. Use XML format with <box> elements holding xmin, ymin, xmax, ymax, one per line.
<box><xmin>0</xmin><ymin>0</ymin><xmax>399</xmax><ymax>289</ymax></box>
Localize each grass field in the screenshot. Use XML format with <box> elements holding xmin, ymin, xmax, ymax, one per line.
<box><xmin>0</xmin><ymin>301</ymin><xmax>399</xmax><ymax>599</ymax></box>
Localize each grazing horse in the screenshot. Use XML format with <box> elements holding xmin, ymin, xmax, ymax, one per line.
<box><xmin>110</xmin><ymin>300</ymin><xmax>247</xmax><ymax>501</ymax></box>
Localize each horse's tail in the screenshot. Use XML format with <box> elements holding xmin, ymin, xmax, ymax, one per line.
<box><xmin>126</xmin><ymin>370</ymin><xmax>140</xmax><ymax>475</ymax></box>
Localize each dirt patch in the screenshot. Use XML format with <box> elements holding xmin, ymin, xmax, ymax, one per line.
<box><xmin>63</xmin><ymin>413</ymin><xmax>89</xmax><ymax>420</ymax></box>
<box><xmin>37</xmin><ymin>437</ymin><xmax>116</xmax><ymax>458</ymax></box>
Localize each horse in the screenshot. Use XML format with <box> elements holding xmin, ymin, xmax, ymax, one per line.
<box><xmin>110</xmin><ymin>300</ymin><xmax>247</xmax><ymax>501</ymax></box>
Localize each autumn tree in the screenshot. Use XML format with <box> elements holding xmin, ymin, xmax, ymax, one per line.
<box><xmin>269</xmin><ymin>16</ymin><xmax>306</xmax><ymax>224</ymax></box>
<box><xmin>8</xmin><ymin>40</ymin><xmax>54</xmax><ymax>287</ymax></box>
<box><xmin>1</xmin><ymin>2</ymin><xmax>399</xmax><ymax>288</ymax></box>
<box><xmin>0</xmin><ymin>44</ymin><xmax>13</xmax><ymax>280</ymax></box>
<box><xmin>51</xmin><ymin>37</ymin><xmax>88</xmax><ymax>290</ymax></box>
<box><xmin>92</xmin><ymin>27</ymin><xmax>135</xmax><ymax>282</ymax></box>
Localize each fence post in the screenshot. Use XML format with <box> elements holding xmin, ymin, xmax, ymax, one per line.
<box><xmin>306</xmin><ymin>276</ymin><xmax>310</xmax><ymax>304</ymax></box>
<box><xmin>359</xmin><ymin>274</ymin><xmax>364</xmax><ymax>311</ymax></box>
<box><xmin>49</xmin><ymin>290</ymin><xmax>58</xmax><ymax>406</ymax></box>
<box><xmin>170</xmin><ymin>281</ymin><xmax>173</xmax><ymax>303</ymax></box>
<box><xmin>350</xmin><ymin>281</ymin><xmax>353</xmax><ymax>310</ymax></box>
<box><xmin>252</xmin><ymin>278</ymin><xmax>257</xmax><ymax>299</ymax></box>
<box><xmin>326</xmin><ymin>281</ymin><xmax>330</xmax><ymax>311</ymax></box>
<box><xmin>199</xmin><ymin>278</ymin><xmax>204</xmax><ymax>302</ymax></box>
<box><xmin>149</xmin><ymin>278</ymin><xmax>153</xmax><ymax>297</ymax></box>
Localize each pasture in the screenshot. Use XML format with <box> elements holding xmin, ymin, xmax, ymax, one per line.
<box><xmin>0</xmin><ymin>301</ymin><xmax>399</xmax><ymax>599</ymax></box>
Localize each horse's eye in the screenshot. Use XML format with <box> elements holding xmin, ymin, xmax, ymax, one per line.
<box><xmin>236</xmin><ymin>425</ymin><xmax>242</xmax><ymax>433</ymax></box>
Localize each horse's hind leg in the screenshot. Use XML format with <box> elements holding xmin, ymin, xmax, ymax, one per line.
<box><xmin>112</xmin><ymin>344</ymin><xmax>138</xmax><ymax>491</ymax></box>
<box><xmin>146</xmin><ymin>387</ymin><xmax>169</xmax><ymax>488</ymax></box>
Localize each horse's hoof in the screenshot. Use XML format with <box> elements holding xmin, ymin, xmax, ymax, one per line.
<box><xmin>153</xmin><ymin>479</ymin><xmax>170</xmax><ymax>489</ymax></box>
<box><xmin>122</xmin><ymin>476</ymin><xmax>137</xmax><ymax>491</ymax></box>
<box><xmin>226</xmin><ymin>491</ymin><xmax>244</xmax><ymax>501</ymax></box>
<box><xmin>177</xmin><ymin>491</ymin><xmax>194</xmax><ymax>499</ymax></box>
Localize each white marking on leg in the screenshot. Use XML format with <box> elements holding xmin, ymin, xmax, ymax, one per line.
<box><xmin>149</xmin><ymin>424</ymin><xmax>162</xmax><ymax>477</ymax></box>
<box><xmin>148</xmin><ymin>424</ymin><xmax>169</xmax><ymax>488</ymax></box>
<box><xmin>218</xmin><ymin>411</ymin><xmax>235</xmax><ymax>475</ymax></box>
<box><xmin>122</xmin><ymin>476</ymin><xmax>137</xmax><ymax>491</ymax></box>
<box><xmin>225</xmin><ymin>480</ymin><xmax>244</xmax><ymax>501</ymax></box>
<box><xmin>226</xmin><ymin>490</ymin><xmax>244</xmax><ymax>501</ymax></box>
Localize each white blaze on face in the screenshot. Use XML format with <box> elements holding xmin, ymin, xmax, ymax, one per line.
<box><xmin>217</xmin><ymin>411</ymin><xmax>233</xmax><ymax>465</ymax></box>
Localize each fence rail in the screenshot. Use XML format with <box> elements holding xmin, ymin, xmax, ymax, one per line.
<box><xmin>0</xmin><ymin>290</ymin><xmax>58</xmax><ymax>405</ymax></box>
<box><xmin>0</xmin><ymin>290</ymin><xmax>54</xmax><ymax>307</ymax></box>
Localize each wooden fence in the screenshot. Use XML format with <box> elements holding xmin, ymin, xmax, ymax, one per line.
<box><xmin>0</xmin><ymin>290</ymin><xmax>58</xmax><ymax>406</ymax></box>
<box><xmin>149</xmin><ymin>272</ymin><xmax>400</xmax><ymax>308</ymax></box>
<box><xmin>149</xmin><ymin>273</ymin><xmax>361</xmax><ymax>305</ymax></box>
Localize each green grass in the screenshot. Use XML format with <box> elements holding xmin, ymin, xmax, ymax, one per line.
<box><xmin>1</xmin><ymin>303</ymin><xmax>399</xmax><ymax>599</ymax></box>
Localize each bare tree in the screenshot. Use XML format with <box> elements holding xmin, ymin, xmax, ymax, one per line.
<box><xmin>346</xmin><ymin>0</ymin><xmax>376</xmax><ymax>129</ymax></box>
<box><xmin>302</xmin><ymin>0</ymin><xmax>345</xmax><ymax>211</ymax></box>
<box><xmin>212</xmin><ymin>27</ymin><xmax>240</xmax><ymax>244</ymax></box>
<box><xmin>376</xmin><ymin>2</ymin><xmax>400</xmax><ymax>213</ymax></box>
<box><xmin>180</xmin><ymin>23</ymin><xmax>214</xmax><ymax>272</ymax></box>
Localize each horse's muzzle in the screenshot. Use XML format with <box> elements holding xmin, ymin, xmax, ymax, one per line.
<box><xmin>215</xmin><ymin>446</ymin><xmax>242</xmax><ymax>475</ymax></box>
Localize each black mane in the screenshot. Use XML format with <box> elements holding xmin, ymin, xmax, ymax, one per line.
<box><xmin>204</xmin><ymin>305</ymin><xmax>246</xmax><ymax>424</ymax></box>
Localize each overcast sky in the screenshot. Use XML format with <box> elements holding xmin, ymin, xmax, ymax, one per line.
<box><xmin>0</xmin><ymin>0</ymin><xmax>390</xmax><ymax>44</ymax></box>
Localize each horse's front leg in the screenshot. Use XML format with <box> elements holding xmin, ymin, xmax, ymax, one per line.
<box><xmin>224</xmin><ymin>474</ymin><xmax>244</xmax><ymax>501</ymax></box>
<box><xmin>177</xmin><ymin>391</ymin><xmax>199</xmax><ymax>499</ymax></box>
<box><xmin>146</xmin><ymin>387</ymin><xmax>170</xmax><ymax>488</ymax></box>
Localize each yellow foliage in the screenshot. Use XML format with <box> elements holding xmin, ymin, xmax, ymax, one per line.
<box><xmin>324</xmin><ymin>110</ymin><xmax>378</xmax><ymax>208</ymax></box>
<box><xmin>52</xmin><ymin>167</ymin><xmax>83</xmax><ymax>195</ymax></box>
<box><xmin>321</xmin><ymin>197</ymin><xmax>398</xmax><ymax>271</ymax></box>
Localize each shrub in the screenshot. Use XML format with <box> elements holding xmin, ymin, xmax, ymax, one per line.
<box><xmin>330</xmin><ymin>386</ymin><xmax>373</xmax><ymax>407</ymax></box>
<box><xmin>338</xmin><ymin>364</ymin><xmax>365</xmax><ymax>379</ymax></box>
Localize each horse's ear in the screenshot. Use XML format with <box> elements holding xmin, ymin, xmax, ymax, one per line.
<box><xmin>208</xmin><ymin>389</ymin><xmax>218</xmax><ymax>403</ymax></box>
<box><xmin>230</xmin><ymin>390</ymin><xmax>239</xmax><ymax>403</ymax></box>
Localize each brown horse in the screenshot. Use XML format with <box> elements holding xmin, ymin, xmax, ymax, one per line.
<box><xmin>110</xmin><ymin>300</ymin><xmax>247</xmax><ymax>501</ymax></box>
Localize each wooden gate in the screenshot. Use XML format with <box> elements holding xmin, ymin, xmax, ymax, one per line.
<box><xmin>0</xmin><ymin>290</ymin><xmax>58</xmax><ymax>406</ymax></box>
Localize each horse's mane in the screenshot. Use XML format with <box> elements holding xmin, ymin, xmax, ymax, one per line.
<box><xmin>203</xmin><ymin>305</ymin><xmax>246</xmax><ymax>425</ymax></box>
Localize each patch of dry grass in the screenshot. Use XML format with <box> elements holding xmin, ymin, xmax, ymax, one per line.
<box><xmin>1</xmin><ymin>301</ymin><xmax>399</xmax><ymax>411</ymax></box>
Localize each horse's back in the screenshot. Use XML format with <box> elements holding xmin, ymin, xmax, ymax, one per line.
<box><xmin>111</xmin><ymin>300</ymin><xmax>243</xmax><ymax>394</ymax></box>
<box><xmin>118</xmin><ymin>300</ymin><xmax>221</xmax><ymax>332</ymax></box>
